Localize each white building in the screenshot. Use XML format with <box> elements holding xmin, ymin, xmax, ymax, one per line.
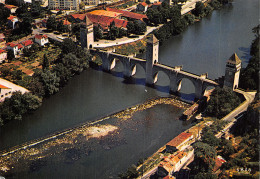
<box><xmin>6</xmin><ymin>42</ymin><xmax>23</xmax><ymax>57</ymax></box>
<box><xmin>0</xmin><ymin>49</ymin><xmax>7</xmax><ymax>63</ymax></box>
<box><xmin>34</xmin><ymin>34</ymin><xmax>49</xmax><ymax>46</ymax></box>
<box><xmin>48</xmin><ymin>0</ymin><xmax>81</xmax><ymax>10</ymax></box>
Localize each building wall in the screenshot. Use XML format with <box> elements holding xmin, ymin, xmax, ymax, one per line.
<box><xmin>0</xmin><ymin>88</ymin><xmax>12</xmax><ymax>102</ymax></box>
<box><xmin>48</xmin><ymin>0</ymin><xmax>81</xmax><ymax>10</ymax></box>
<box><xmin>0</xmin><ymin>52</ymin><xmax>7</xmax><ymax>63</ymax></box>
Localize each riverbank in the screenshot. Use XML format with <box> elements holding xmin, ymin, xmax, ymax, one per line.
<box><xmin>0</xmin><ymin>96</ymin><xmax>190</xmax><ymax>176</ymax></box>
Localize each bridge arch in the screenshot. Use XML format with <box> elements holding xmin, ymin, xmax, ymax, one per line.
<box><xmin>152</xmin><ymin>70</ymin><xmax>171</xmax><ymax>85</ymax></box>
<box><xmin>130</xmin><ymin>63</ymin><xmax>146</xmax><ymax>77</ymax></box>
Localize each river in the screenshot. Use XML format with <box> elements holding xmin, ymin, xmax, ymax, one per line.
<box><xmin>0</xmin><ymin>0</ymin><xmax>258</xmax><ymax>178</ymax></box>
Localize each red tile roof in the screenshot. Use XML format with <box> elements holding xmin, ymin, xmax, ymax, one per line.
<box><xmin>6</xmin><ymin>42</ymin><xmax>17</xmax><ymax>48</ymax></box>
<box><xmin>153</xmin><ymin>2</ymin><xmax>162</xmax><ymax>6</ymax></box>
<box><xmin>87</xmin><ymin>14</ymin><xmax>128</xmax><ymax>29</ymax></box>
<box><xmin>213</xmin><ymin>157</ymin><xmax>226</xmax><ymax>172</ymax></box>
<box><xmin>17</xmin><ymin>44</ymin><xmax>23</xmax><ymax>49</ymax></box>
<box><xmin>35</xmin><ymin>34</ymin><xmax>48</xmax><ymax>39</ymax></box>
<box><xmin>89</xmin><ymin>10</ymin><xmax>122</xmax><ymax>18</ymax></box>
<box><xmin>0</xmin><ymin>49</ymin><xmax>6</xmax><ymax>54</ymax></box>
<box><xmin>5</xmin><ymin>4</ymin><xmax>18</xmax><ymax>9</ymax></box>
<box><xmin>139</xmin><ymin>2</ymin><xmax>148</xmax><ymax>6</ymax></box>
<box><xmin>21</xmin><ymin>39</ymin><xmax>33</xmax><ymax>47</ymax></box>
<box><xmin>0</xmin><ymin>84</ymin><xmax>10</xmax><ymax>89</ymax></box>
<box><xmin>23</xmin><ymin>69</ymin><xmax>34</xmax><ymax>76</ymax></box>
<box><xmin>7</xmin><ymin>15</ymin><xmax>17</xmax><ymax>20</ymax></box>
<box><xmin>13</xmin><ymin>61</ymin><xmax>22</xmax><ymax>66</ymax></box>
<box><xmin>106</xmin><ymin>8</ymin><xmax>147</xmax><ymax>20</ymax></box>
<box><xmin>166</xmin><ymin>132</ymin><xmax>193</xmax><ymax>147</ymax></box>
<box><xmin>63</xmin><ymin>19</ymin><xmax>71</xmax><ymax>25</ymax></box>
<box><xmin>70</xmin><ymin>14</ymin><xmax>87</xmax><ymax>21</ymax></box>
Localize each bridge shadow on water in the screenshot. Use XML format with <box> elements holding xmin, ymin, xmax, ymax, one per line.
<box><xmin>90</xmin><ymin>66</ymin><xmax>196</xmax><ymax>101</ymax></box>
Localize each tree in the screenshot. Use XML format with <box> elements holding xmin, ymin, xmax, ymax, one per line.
<box><xmin>193</xmin><ymin>142</ymin><xmax>217</xmax><ymax>172</ymax></box>
<box><xmin>194</xmin><ymin>172</ymin><xmax>217</xmax><ymax>179</ymax></box>
<box><xmin>201</xmin><ymin>127</ymin><xmax>221</xmax><ymax>147</ymax></box>
<box><xmin>133</xmin><ymin>20</ymin><xmax>147</xmax><ymax>35</ymax></box>
<box><xmin>0</xmin><ymin>4</ymin><xmax>11</xmax><ymax>24</ymax></box>
<box><xmin>42</xmin><ymin>54</ymin><xmax>50</xmax><ymax>71</ymax></box>
<box><xmin>126</xmin><ymin>21</ymin><xmax>135</xmax><ymax>35</ymax></box>
<box><xmin>79</xmin><ymin>2</ymin><xmax>85</xmax><ymax>9</ymax></box>
<box><xmin>46</xmin><ymin>16</ymin><xmax>58</xmax><ymax>31</ymax></box>
<box><xmin>118</xmin><ymin>28</ymin><xmax>127</xmax><ymax>38</ymax></box>
<box><xmin>108</xmin><ymin>21</ymin><xmax>119</xmax><ymax>40</ymax></box>
<box><xmin>193</xmin><ymin>2</ymin><xmax>205</xmax><ymax>17</ymax></box>
<box><xmin>147</xmin><ymin>8</ymin><xmax>162</xmax><ymax>25</ymax></box>
<box><xmin>206</xmin><ymin>87</ymin><xmax>241</xmax><ymax>118</ymax></box>
<box><xmin>57</xmin><ymin>20</ymin><xmax>66</xmax><ymax>33</ymax></box>
<box><xmin>36</xmin><ymin>70</ymin><xmax>60</xmax><ymax>96</ymax></box>
<box><xmin>7</xmin><ymin>49</ymin><xmax>15</xmax><ymax>61</ymax></box>
<box><xmin>57</xmin><ymin>10</ymin><xmax>63</xmax><ymax>16</ymax></box>
<box><xmin>61</xmin><ymin>38</ymin><xmax>77</xmax><ymax>54</ymax></box>
<box><xmin>94</xmin><ymin>25</ymin><xmax>103</xmax><ymax>41</ymax></box>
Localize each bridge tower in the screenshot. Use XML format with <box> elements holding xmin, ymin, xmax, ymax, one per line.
<box><xmin>146</xmin><ymin>35</ymin><xmax>159</xmax><ymax>85</ymax></box>
<box><xmin>80</xmin><ymin>16</ymin><xmax>94</xmax><ymax>49</ymax></box>
<box><xmin>224</xmin><ymin>53</ymin><xmax>241</xmax><ymax>90</ymax></box>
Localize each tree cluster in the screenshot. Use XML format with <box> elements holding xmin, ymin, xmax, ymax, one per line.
<box><xmin>107</xmin><ymin>21</ymin><xmax>127</xmax><ymax>40</ymax></box>
<box><xmin>28</xmin><ymin>38</ymin><xmax>90</xmax><ymax>97</ymax></box>
<box><xmin>46</xmin><ymin>16</ymin><xmax>69</xmax><ymax>33</ymax></box>
<box><xmin>192</xmin><ymin>1</ymin><xmax>213</xmax><ymax>18</ymax></box>
<box><xmin>126</xmin><ymin>20</ymin><xmax>147</xmax><ymax>35</ymax></box>
<box><xmin>206</xmin><ymin>87</ymin><xmax>241</xmax><ymax>119</ymax></box>
<box><xmin>0</xmin><ymin>92</ymin><xmax>42</xmax><ymax>125</ymax></box>
<box><xmin>0</xmin><ymin>4</ymin><xmax>11</xmax><ymax>25</ymax></box>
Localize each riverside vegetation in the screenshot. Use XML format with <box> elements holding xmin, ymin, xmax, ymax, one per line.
<box><xmin>0</xmin><ymin>38</ymin><xmax>91</xmax><ymax>126</ymax></box>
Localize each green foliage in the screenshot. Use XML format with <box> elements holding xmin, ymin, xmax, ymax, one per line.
<box><xmin>118</xmin><ymin>164</ymin><xmax>138</xmax><ymax>179</ymax></box>
<box><xmin>0</xmin><ymin>92</ymin><xmax>42</xmax><ymax>125</ymax></box>
<box><xmin>126</xmin><ymin>21</ymin><xmax>135</xmax><ymax>34</ymax></box>
<box><xmin>0</xmin><ymin>4</ymin><xmax>11</xmax><ymax>24</ymax></box>
<box><xmin>206</xmin><ymin>87</ymin><xmax>241</xmax><ymax>119</ymax></box>
<box><xmin>61</xmin><ymin>38</ymin><xmax>77</xmax><ymax>54</ymax></box>
<box><xmin>147</xmin><ymin>8</ymin><xmax>162</xmax><ymax>25</ymax></box>
<box><xmin>193</xmin><ymin>142</ymin><xmax>217</xmax><ymax>172</ymax></box>
<box><xmin>184</xmin><ymin>13</ymin><xmax>195</xmax><ymax>25</ymax></box>
<box><xmin>7</xmin><ymin>49</ymin><xmax>15</xmax><ymax>61</ymax></box>
<box><xmin>47</xmin><ymin>16</ymin><xmax>58</xmax><ymax>31</ymax></box>
<box><xmin>194</xmin><ymin>172</ymin><xmax>217</xmax><ymax>179</ymax></box>
<box><xmin>201</xmin><ymin>126</ymin><xmax>221</xmax><ymax>147</ymax></box>
<box><xmin>193</xmin><ymin>2</ymin><xmax>205</xmax><ymax>17</ymax></box>
<box><xmin>42</xmin><ymin>54</ymin><xmax>50</xmax><ymax>71</ymax></box>
<box><xmin>108</xmin><ymin>21</ymin><xmax>119</xmax><ymax>40</ymax></box>
<box><xmin>209</xmin><ymin>0</ymin><xmax>222</xmax><ymax>9</ymax></box>
<box><xmin>94</xmin><ymin>25</ymin><xmax>103</xmax><ymax>41</ymax></box>
<box><xmin>133</xmin><ymin>20</ymin><xmax>147</xmax><ymax>35</ymax></box>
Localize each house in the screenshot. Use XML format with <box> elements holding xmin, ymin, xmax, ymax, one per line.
<box><xmin>150</xmin><ymin>1</ymin><xmax>162</xmax><ymax>9</ymax></box>
<box><xmin>137</xmin><ymin>2</ymin><xmax>148</xmax><ymax>12</ymax></box>
<box><xmin>0</xmin><ymin>33</ymin><xmax>6</xmax><ymax>48</ymax></box>
<box><xmin>21</xmin><ymin>39</ymin><xmax>34</xmax><ymax>49</ymax></box>
<box><xmin>213</xmin><ymin>156</ymin><xmax>226</xmax><ymax>174</ymax></box>
<box><xmin>86</xmin><ymin>13</ymin><xmax>128</xmax><ymax>31</ymax></box>
<box><xmin>0</xmin><ymin>84</ymin><xmax>12</xmax><ymax>102</ymax></box>
<box><xmin>7</xmin><ymin>15</ymin><xmax>18</xmax><ymax>29</ymax></box>
<box><xmin>88</xmin><ymin>10</ymin><xmax>122</xmax><ymax>19</ymax></box>
<box><xmin>166</xmin><ymin>132</ymin><xmax>193</xmax><ymax>153</ymax></box>
<box><xmin>106</xmin><ymin>8</ymin><xmax>148</xmax><ymax>21</ymax></box>
<box><xmin>34</xmin><ymin>34</ymin><xmax>49</xmax><ymax>46</ymax></box>
<box><xmin>5</xmin><ymin>4</ymin><xmax>18</xmax><ymax>13</ymax></box>
<box><xmin>157</xmin><ymin>147</ymin><xmax>194</xmax><ymax>177</ymax></box>
<box><xmin>63</xmin><ymin>19</ymin><xmax>72</xmax><ymax>30</ymax></box>
<box><xmin>69</xmin><ymin>14</ymin><xmax>87</xmax><ymax>23</ymax></box>
<box><xmin>0</xmin><ymin>49</ymin><xmax>7</xmax><ymax>63</ymax></box>
<box><xmin>6</xmin><ymin>42</ymin><xmax>23</xmax><ymax>57</ymax></box>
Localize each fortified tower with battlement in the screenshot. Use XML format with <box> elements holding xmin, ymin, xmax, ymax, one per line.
<box><xmin>224</xmin><ymin>53</ymin><xmax>241</xmax><ymax>90</ymax></box>
<box><xmin>80</xmin><ymin>16</ymin><xmax>94</xmax><ymax>49</ymax></box>
<box><xmin>146</xmin><ymin>35</ymin><xmax>159</xmax><ymax>85</ymax></box>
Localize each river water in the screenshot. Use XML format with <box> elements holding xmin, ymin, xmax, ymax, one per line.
<box><xmin>0</xmin><ymin>0</ymin><xmax>258</xmax><ymax>178</ymax></box>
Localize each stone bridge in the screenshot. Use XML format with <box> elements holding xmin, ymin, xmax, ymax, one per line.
<box><xmin>89</xmin><ymin>48</ymin><xmax>218</xmax><ymax>100</ymax></box>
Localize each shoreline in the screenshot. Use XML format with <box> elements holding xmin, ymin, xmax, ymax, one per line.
<box><xmin>0</xmin><ymin>97</ymin><xmax>190</xmax><ymax>157</ymax></box>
